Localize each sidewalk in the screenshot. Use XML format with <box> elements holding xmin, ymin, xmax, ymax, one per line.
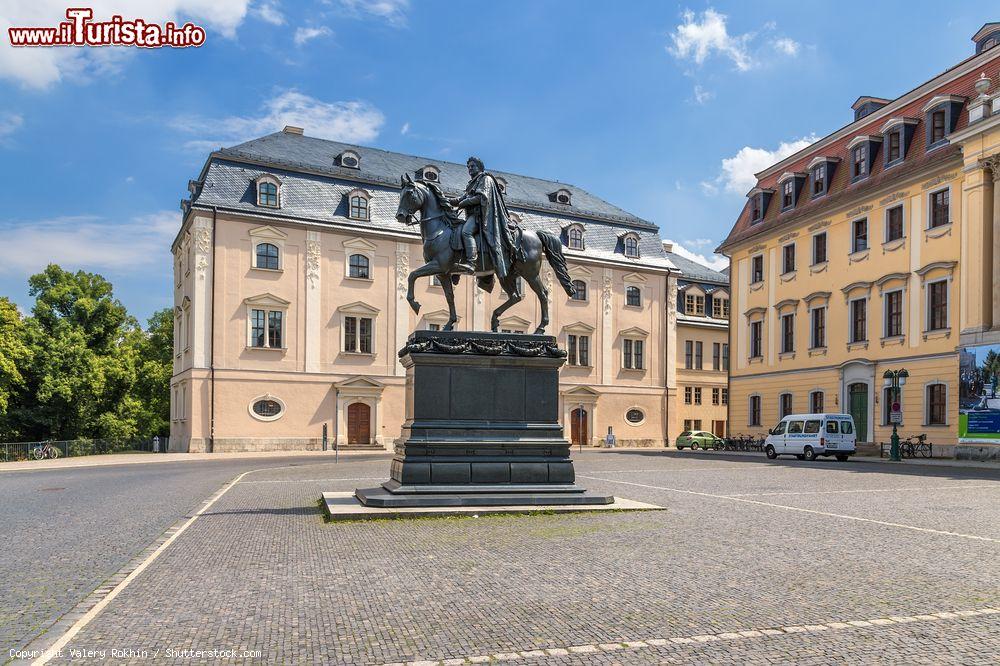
<box><xmin>0</xmin><ymin>448</ymin><xmax>389</xmax><ymax>472</ymax></box>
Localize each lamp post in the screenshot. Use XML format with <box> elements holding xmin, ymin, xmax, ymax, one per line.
<box><xmin>578</xmin><ymin>403</ymin><xmax>584</xmax><ymax>453</ymax></box>
<box><xmin>882</xmin><ymin>368</ymin><xmax>909</xmax><ymax>461</ymax></box>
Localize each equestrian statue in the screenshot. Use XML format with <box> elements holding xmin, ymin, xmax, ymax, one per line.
<box><xmin>395</xmin><ymin>156</ymin><xmax>576</xmax><ymax>334</ymax></box>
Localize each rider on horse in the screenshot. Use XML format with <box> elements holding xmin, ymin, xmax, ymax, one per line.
<box><xmin>448</xmin><ymin>156</ymin><xmax>523</xmax><ymax>276</ymax></box>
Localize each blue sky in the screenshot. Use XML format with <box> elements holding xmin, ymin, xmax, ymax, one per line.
<box><xmin>0</xmin><ymin>1</ymin><xmax>992</xmax><ymax>322</ymax></box>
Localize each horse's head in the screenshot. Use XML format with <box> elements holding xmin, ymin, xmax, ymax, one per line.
<box><xmin>396</xmin><ymin>173</ymin><xmax>424</xmax><ymax>226</ymax></box>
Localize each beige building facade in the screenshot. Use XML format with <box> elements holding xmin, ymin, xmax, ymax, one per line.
<box><xmin>169</xmin><ymin>130</ymin><xmax>729</xmax><ymax>452</ymax></box>
<box><xmin>718</xmin><ymin>26</ymin><xmax>1000</xmax><ymax>457</ymax></box>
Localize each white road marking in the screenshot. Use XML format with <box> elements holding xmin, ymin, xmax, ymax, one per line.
<box><xmin>584</xmin><ymin>466</ymin><xmax>785</xmax><ymax>474</ymax></box>
<box><xmin>579</xmin><ymin>475</ymin><xmax>1000</xmax><ymax>543</ymax></box>
<box><xmin>724</xmin><ymin>484</ymin><xmax>1000</xmax><ymax>497</ymax></box>
<box><xmin>390</xmin><ymin>607</ymin><xmax>999</xmax><ymax>665</ymax></box>
<box><xmin>242</xmin><ymin>477</ymin><xmax>384</xmax><ymax>484</ymax></box>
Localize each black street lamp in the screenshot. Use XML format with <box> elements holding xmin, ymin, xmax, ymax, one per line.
<box><xmin>883</xmin><ymin>368</ymin><xmax>909</xmax><ymax>461</ymax></box>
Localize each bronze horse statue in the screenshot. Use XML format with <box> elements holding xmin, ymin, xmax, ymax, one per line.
<box><xmin>395</xmin><ymin>174</ymin><xmax>575</xmax><ymax>334</ymax></box>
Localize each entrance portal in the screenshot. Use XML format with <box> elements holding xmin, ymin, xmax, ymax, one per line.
<box><xmin>570</xmin><ymin>407</ymin><xmax>588</xmax><ymax>447</ymax></box>
<box><xmin>849</xmin><ymin>383</ymin><xmax>868</xmax><ymax>442</ymax></box>
<box><xmin>347</xmin><ymin>402</ymin><xmax>371</xmax><ymax>446</ymax></box>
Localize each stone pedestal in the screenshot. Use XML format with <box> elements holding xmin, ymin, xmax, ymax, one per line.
<box><xmin>355</xmin><ymin>331</ymin><xmax>612</xmax><ymax>507</ymax></box>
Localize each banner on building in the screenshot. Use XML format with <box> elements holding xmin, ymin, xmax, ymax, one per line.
<box><xmin>959</xmin><ymin>343</ymin><xmax>1000</xmax><ymax>443</ymax></box>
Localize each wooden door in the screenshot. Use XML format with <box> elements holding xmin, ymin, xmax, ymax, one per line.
<box><xmin>570</xmin><ymin>408</ymin><xmax>588</xmax><ymax>447</ymax></box>
<box><xmin>849</xmin><ymin>383</ymin><xmax>868</xmax><ymax>443</ymax></box>
<box><xmin>713</xmin><ymin>420</ymin><xmax>726</xmax><ymax>437</ymax></box>
<box><xmin>347</xmin><ymin>402</ymin><xmax>371</xmax><ymax>446</ymax></box>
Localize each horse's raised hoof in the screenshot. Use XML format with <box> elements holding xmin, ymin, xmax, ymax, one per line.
<box><xmin>408</xmin><ymin>299</ymin><xmax>421</xmax><ymax>314</ymax></box>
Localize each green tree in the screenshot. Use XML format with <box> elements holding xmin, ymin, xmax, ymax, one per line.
<box><xmin>131</xmin><ymin>308</ymin><xmax>174</xmax><ymax>438</ymax></box>
<box><xmin>0</xmin><ymin>297</ymin><xmax>32</xmax><ymax>436</ymax></box>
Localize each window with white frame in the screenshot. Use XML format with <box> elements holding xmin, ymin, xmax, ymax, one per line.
<box><xmin>885</xmin><ymin>205</ymin><xmax>905</xmax><ymax>242</ymax></box>
<box><xmin>810</xmin><ymin>306</ymin><xmax>826</xmax><ymax>348</ymax></box>
<box><xmin>722</xmin><ymin>388</ymin><xmax>728</xmax><ymax>405</ymax></box>
<box><xmin>812</xmin><ymin>232</ymin><xmax>827</xmax><ymax>264</ymax></box>
<box><xmin>749</xmin><ymin>395</ymin><xmax>762</xmax><ymax>426</ymax></box>
<box><xmin>349</xmin><ymin>194</ymin><xmax>369</xmax><ymax>220</ymax></box>
<box><xmin>249</xmin><ymin>308</ymin><xmax>283</xmax><ymax>348</ymax></box>
<box><xmin>684</xmin><ymin>387</ymin><xmax>693</xmax><ymax>405</ymax></box>
<box><xmin>570</xmin><ymin>279</ymin><xmax>587</xmax><ymax>301</ymax></box>
<box><xmin>884</xmin><ymin>290</ymin><xmax>904</xmax><ymax>337</ymax></box>
<box><xmin>625</xmin><ymin>286</ymin><xmax>641</xmax><ymax>307</ymax></box>
<box><xmin>567</xmin><ymin>226</ymin><xmax>585</xmax><ymax>250</ymax></box>
<box><xmin>567</xmin><ymin>334</ymin><xmax>590</xmax><ymax>366</ymax></box>
<box><xmin>693</xmin><ymin>387</ymin><xmax>702</xmax><ymax>405</ymax></box>
<box><xmin>782</xmin><ymin>243</ymin><xmax>795</xmax><ymax>274</ymax></box>
<box><xmin>751</xmin><ymin>255</ymin><xmax>764</xmax><ymax>283</ymax></box>
<box><xmin>255</xmin><ymin>242</ymin><xmax>280</xmax><ymax>271</ymax></box>
<box><xmin>926</xmin><ymin>383</ymin><xmax>947</xmax><ymax>425</ymax></box>
<box><xmin>929</xmin><ymin>188</ymin><xmax>950</xmax><ymax>228</ymax></box>
<box><xmin>779</xmin><ymin>393</ymin><xmax>793</xmax><ymax>419</ymax></box>
<box><xmin>685</xmin><ymin>293</ymin><xmax>705</xmax><ymax>315</ymax></box>
<box><xmin>348</xmin><ymin>253</ymin><xmax>370</xmax><ymax>280</ymax></box>
<box><xmin>850</xmin><ymin>298</ymin><xmax>867</xmax><ymax>343</ymax></box>
<box><xmin>712</xmin><ymin>296</ymin><xmax>729</xmax><ymax>318</ymax></box>
<box><xmin>344</xmin><ymin>315</ymin><xmax>373</xmax><ymax>353</ymax></box>
<box><xmin>780</xmin><ymin>313</ymin><xmax>795</xmax><ymax>354</ymax></box>
<box><xmin>810</xmin><ymin>391</ymin><xmax>824</xmax><ymax>414</ymax></box>
<box><xmin>927</xmin><ymin>279</ymin><xmax>948</xmax><ymax>331</ymax></box>
<box><xmin>623</xmin><ymin>338</ymin><xmax>644</xmax><ymax>370</ymax></box>
<box><xmin>712</xmin><ymin>388</ymin><xmax>720</xmax><ymax>405</ymax></box>
<box><xmin>623</xmin><ymin>235</ymin><xmax>640</xmax><ymax>258</ymax></box>
<box><xmin>256</xmin><ymin>177</ymin><xmax>280</xmax><ymax>208</ymax></box>
<box><xmin>749</xmin><ymin>320</ymin><xmax>763</xmax><ymax>358</ymax></box>
<box><xmin>852</xmin><ymin>218</ymin><xmax>868</xmax><ymax>253</ymax></box>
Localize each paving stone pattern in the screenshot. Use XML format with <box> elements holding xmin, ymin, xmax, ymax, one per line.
<box><xmin>37</xmin><ymin>453</ymin><xmax>1000</xmax><ymax>664</ymax></box>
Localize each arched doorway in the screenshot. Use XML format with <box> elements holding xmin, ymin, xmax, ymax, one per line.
<box><xmin>347</xmin><ymin>402</ymin><xmax>371</xmax><ymax>446</ymax></box>
<box><xmin>570</xmin><ymin>407</ymin><xmax>588</xmax><ymax>447</ymax></box>
<box><xmin>848</xmin><ymin>383</ymin><xmax>868</xmax><ymax>443</ymax></box>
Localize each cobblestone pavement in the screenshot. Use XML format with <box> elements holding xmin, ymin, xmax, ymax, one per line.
<box><xmin>30</xmin><ymin>451</ymin><xmax>1000</xmax><ymax>664</ymax></box>
<box><xmin>0</xmin><ymin>454</ymin><xmax>376</xmax><ymax>661</ymax></box>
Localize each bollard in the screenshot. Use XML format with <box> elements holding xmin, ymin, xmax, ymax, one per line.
<box><xmin>322</xmin><ymin>423</ymin><xmax>328</xmax><ymax>452</ymax></box>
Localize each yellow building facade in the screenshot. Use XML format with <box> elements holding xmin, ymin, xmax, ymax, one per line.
<box><xmin>718</xmin><ymin>26</ymin><xmax>1000</xmax><ymax>457</ymax></box>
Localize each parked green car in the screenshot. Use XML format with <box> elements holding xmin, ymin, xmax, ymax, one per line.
<box><xmin>675</xmin><ymin>430</ymin><xmax>723</xmax><ymax>451</ymax></box>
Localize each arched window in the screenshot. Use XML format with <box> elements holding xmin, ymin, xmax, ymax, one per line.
<box><xmin>348</xmin><ymin>254</ymin><xmax>370</xmax><ymax>279</ymax></box>
<box><xmin>570</xmin><ymin>279</ymin><xmax>587</xmax><ymax>301</ymax></box>
<box><xmin>626</xmin><ymin>286</ymin><xmax>641</xmax><ymax>307</ymax></box>
<box><xmin>349</xmin><ymin>195</ymin><xmax>369</xmax><ymax>220</ymax></box>
<box><xmin>256</xmin><ymin>243</ymin><xmax>279</xmax><ymax>270</ymax></box>
<box><xmin>624</xmin><ymin>235</ymin><xmax>640</xmax><ymax>258</ymax></box>
<box><xmin>567</xmin><ymin>226</ymin><xmax>585</xmax><ymax>250</ymax></box>
<box><xmin>258</xmin><ymin>181</ymin><xmax>278</xmax><ymax>207</ymax></box>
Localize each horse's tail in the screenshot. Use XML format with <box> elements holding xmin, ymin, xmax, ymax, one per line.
<box><xmin>537</xmin><ymin>230</ymin><xmax>576</xmax><ymax>297</ymax></box>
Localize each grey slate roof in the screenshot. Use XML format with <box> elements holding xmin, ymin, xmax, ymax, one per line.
<box><xmin>664</xmin><ymin>251</ymin><xmax>728</xmax><ymax>285</ymax></box>
<box><xmin>189</xmin><ymin>131</ymin><xmax>679</xmax><ymax>273</ymax></box>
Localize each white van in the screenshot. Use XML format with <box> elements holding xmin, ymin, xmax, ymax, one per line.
<box><xmin>763</xmin><ymin>413</ymin><xmax>856</xmax><ymax>462</ymax></box>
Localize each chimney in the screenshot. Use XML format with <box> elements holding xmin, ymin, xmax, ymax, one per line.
<box><xmin>662</xmin><ymin>241</ymin><xmax>674</xmax><ymax>253</ymax></box>
<box><xmin>282</xmin><ymin>125</ymin><xmax>304</xmax><ymax>135</ymax></box>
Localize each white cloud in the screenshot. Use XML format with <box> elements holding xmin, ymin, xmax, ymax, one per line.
<box><xmin>0</xmin><ymin>113</ymin><xmax>24</xmax><ymax>140</ymax></box>
<box><xmin>173</xmin><ymin>90</ymin><xmax>385</xmax><ymax>150</ymax></box>
<box><xmin>684</xmin><ymin>238</ymin><xmax>714</xmax><ymax>248</ymax></box>
<box><xmin>773</xmin><ymin>37</ymin><xmax>800</xmax><ymax>56</ymax></box>
<box><xmin>294</xmin><ymin>25</ymin><xmax>332</xmax><ymax>46</ymax></box>
<box><xmin>706</xmin><ymin>134</ymin><xmax>818</xmax><ymax>195</ymax></box>
<box><xmin>253</xmin><ymin>1</ymin><xmax>285</xmax><ymax>25</ymax></box>
<box><xmin>336</xmin><ymin>0</ymin><xmax>409</xmax><ymax>26</ymax></box>
<box><xmin>669</xmin><ymin>8</ymin><xmax>753</xmax><ymax>71</ymax></box>
<box><xmin>665</xmin><ymin>238</ymin><xmax>729</xmax><ymax>273</ymax></box>
<box><xmin>693</xmin><ymin>84</ymin><xmax>714</xmax><ymax>105</ymax></box>
<box><xmin>400</xmin><ymin>122</ymin><xmax>410</xmax><ymax>135</ymax></box>
<box><xmin>0</xmin><ymin>211</ymin><xmax>177</xmax><ymax>276</ymax></box>
<box><xmin>0</xmin><ymin>1</ymin><xmax>251</xmax><ymax>89</ymax></box>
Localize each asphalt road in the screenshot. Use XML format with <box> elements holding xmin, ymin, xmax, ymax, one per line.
<box><xmin>0</xmin><ymin>454</ymin><xmax>383</xmax><ymax>660</ymax></box>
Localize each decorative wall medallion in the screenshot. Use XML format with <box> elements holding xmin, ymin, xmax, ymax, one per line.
<box><xmin>602</xmin><ymin>275</ymin><xmax>613</xmax><ymax>316</ymax></box>
<box><xmin>749</xmin><ymin>243</ymin><xmax>767</xmax><ymax>253</ymax></box>
<box><xmin>193</xmin><ymin>227</ymin><xmax>211</xmax><ymax>278</ymax></box>
<box><xmin>808</xmin><ymin>220</ymin><xmax>831</xmax><ymax>232</ymax></box>
<box><xmin>305</xmin><ymin>240</ymin><xmax>321</xmax><ymax>286</ymax></box>
<box><xmin>395</xmin><ymin>252</ymin><xmax>409</xmax><ymax>298</ymax></box>
<box><xmin>845</xmin><ymin>204</ymin><xmax>873</xmax><ymax>218</ymax></box>
<box><xmin>778</xmin><ymin>231</ymin><xmax>799</xmax><ymax>243</ymax></box>
<box><xmin>921</xmin><ymin>173</ymin><xmax>956</xmax><ymax>190</ymax></box>
<box><xmin>879</xmin><ymin>191</ymin><xmax>909</xmax><ymax>206</ymax></box>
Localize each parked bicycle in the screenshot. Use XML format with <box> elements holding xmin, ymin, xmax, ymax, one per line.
<box><xmin>31</xmin><ymin>440</ymin><xmax>61</xmax><ymax>460</ymax></box>
<box><xmin>900</xmin><ymin>433</ymin><xmax>932</xmax><ymax>459</ymax></box>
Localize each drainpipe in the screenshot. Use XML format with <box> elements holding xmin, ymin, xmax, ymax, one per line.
<box><xmin>209</xmin><ymin>206</ymin><xmax>217</xmax><ymax>453</ymax></box>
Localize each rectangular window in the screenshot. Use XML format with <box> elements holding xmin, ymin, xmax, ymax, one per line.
<box><xmin>850</xmin><ymin>299</ymin><xmax>867</xmax><ymax>343</ymax></box>
<box><xmin>693</xmin><ymin>419</ymin><xmax>702</xmax><ymax>431</ymax></box>
<box><xmin>852</xmin><ymin>145</ymin><xmax>867</xmax><ymax>179</ymax></box>
<box><xmin>685</xmin><ymin>295</ymin><xmax>705</xmax><ymax>315</ymax></box>
<box><xmin>749</xmin><ymin>395</ymin><xmax>761</xmax><ymax>426</ymax></box>
<box><xmin>810</xmin><ymin>392</ymin><xmax>824</xmax><ymax>414</ymax></box>
<box><xmin>722</xmin><ymin>388</ymin><xmax>728</xmax><ymax>405</ymax></box>
<box><xmin>684</xmin><ymin>419</ymin><xmax>693</xmax><ymax>431</ymax></box>
<box><xmin>695</xmin><ymin>341</ymin><xmax>703</xmax><ymax>370</ymax></box>
<box><xmin>781</xmin><ymin>313</ymin><xmax>794</xmax><ymax>354</ymax></box>
<box><xmin>782</xmin><ymin>179</ymin><xmax>794</xmax><ymax>209</ymax></box>
<box><xmin>927</xmin><ymin>384</ymin><xmax>946</xmax><ymax>425</ymax></box>
<box><xmin>750</xmin><ymin>321</ymin><xmax>763</xmax><ymax>358</ymax></box>
<box><xmin>623</xmin><ymin>339</ymin><xmax>644</xmax><ymax>370</ymax></box>
<box><xmin>780</xmin><ymin>394</ymin><xmax>793</xmax><ymax>419</ymax></box>
<box><xmin>812</xmin><ymin>164</ymin><xmax>826</xmax><ymax>196</ymax></box>
<box><xmin>427</xmin><ymin>323</ymin><xmax>441</xmax><ymax>331</ymax></box>
<box><xmin>886</xmin><ymin>205</ymin><xmax>904</xmax><ymax>242</ymax></box>
<box><xmin>344</xmin><ymin>316</ymin><xmax>373</xmax><ymax>353</ymax></box>
<box><xmin>888</xmin><ymin>130</ymin><xmax>901</xmax><ymax>162</ymax></box>
<box><xmin>684</xmin><ymin>386</ymin><xmax>692</xmax><ymax>405</ymax></box>
<box><xmin>929</xmin><ymin>189</ymin><xmax>950</xmax><ymax>228</ymax></box>
<box><xmin>751</xmin><ymin>255</ymin><xmax>764</xmax><ymax>283</ymax></box>
<box><xmin>250</xmin><ymin>309</ymin><xmax>266</xmax><ymax>348</ymax></box>
<box><xmin>930</xmin><ymin>109</ymin><xmax>946</xmax><ymax>144</ymax></box>
<box><xmin>722</xmin><ymin>343</ymin><xmax>729</xmax><ymax>371</ymax></box>
<box><xmin>712</xmin><ymin>298</ymin><xmax>729</xmax><ymax>318</ymax></box>
<box><xmin>267</xmin><ymin>311</ymin><xmax>282</xmax><ymax>349</ymax></box>
<box><xmin>359</xmin><ymin>317</ymin><xmax>372</xmax><ymax>353</ymax></box>
<box><xmin>712</xmin><ymin>388</ymin><xmax>720</xmax><ymax>405</ymax></box>
<box><xmin>782</xmin><ymin>243</ymin><xmax>795</xmax><ymax>274</ymax></box>
<box><xmin>811</xmin><ymin>307</ymin><xmax>826</xmax><ymax>348</ymax></box>
<box><xmin>885</xmin><ymin>290</ymin><xmax>903</xmax><ymax>337</ymax></box>
<box><xmin>928</xmin><ymin>281</ymin><xmax>948</xmax><ymax>331</ymax></box>
<box><xmin>712</xmin><ymin>342</ymin><xmax>720</xmax><ymax>371</ymax></box>
<box><xmin>685</xmin><ymin>340</ymin><xmax>693</xmax><ymax>369</ymax></box>
<box><xmin>852</xmin><ymin>218</ymin><xmax>868</xmax><ymax>253</ymax></box>
<box><xmin>568</xmin><ymin>334</ymin><xmax>578</xmax><ymax>365</ymax></box>
<box><xmin>694</xmin><ymin>387</ymin><xmax>702</xmax><ymax>405</ymax></box>
<box><xmin>813</xmin><ymin>233</ymin><xmax>827</xmax><ymax>264</ymax></box>
<box><xmin>750</xmin><ymin>195</ymin><xmax>761</xmax><ymax>221</ymax></box>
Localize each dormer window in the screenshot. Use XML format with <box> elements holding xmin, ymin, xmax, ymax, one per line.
<box><xmin>777</xmin><ymin>173</ymin><xmax>805</xmax><ymax>212</ymax></box>
<box><xmin>808</xmin><ymin>157</ymin><xmax>838</xmax><ymax>199</ymax></box>
<box><xmin>852</xmin><ymin>145</ymin><xmax>866</xmax><ymax>178</ymax></box>
<box><xmin>746</xmin><ymin>187</ymin><xmax>773</xmax><ymax>224</ymax></box>
<box><xmin>880</xmin><ymin>118</ymin><xmax>919</xmax><ymax>168</ymax></box>
<box><xmin>847</xmin><ymin>136</ymin><xmax>881</xmax><ymax>183</ymax></box>
<box><xmin>419</xmin><ymin>165</ymin><xmax>440</xmax><ymax>182</ymax></box>
<box><xmin>346</xmin><ymin>189</ymin><xmax>371</xmax><ymax>221</ymax></box>
<box><xmin>255</xmin><ymin>175</ymin><xmax>281</xmax><ymax>208</ymax></box>
<box><xmin>567</xmin><ymin>225</ymin><xmax>585</xmax><ymax>250</ymax></box>
<box><xmin>623</xmin><ymin>234</ymin><xmax>640</xmax><ymax>259</ymax></box>
<box><xmin>550</xmin><ymin>189</ymin><xmax>572</xmax><ymax>205</ymax></box>
<box><xmin>922</xmin><ymin>96</ymin><xmax>965</xmax><ymax>150</ymax></box>
<box><xmin>337</xmin><ymin>150</ymin><xmax>361</xmax><ymax>169</ymax></box>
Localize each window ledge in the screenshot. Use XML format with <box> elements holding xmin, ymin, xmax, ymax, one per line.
<box><xmin>345</xmin><ymin>276</ymin><xmax>374</xmax><ymax>282</ymax></box>
<box><xmin>809</xmin><ymin>261</ymin><xmax>829</xmax><ymax>274</ymax></box>
<box><xmin>780</xmin><ymin>271</ymin><xmax>797</xmax><ymax>282</ymax></box>
<box><xmin>882</xmin><ymin>238</ymin><xmax>906</xmax><ymax>253</ymax></box>
<box><xmin>848</xmin><ymin>249</ymin><xmax>870</xmax><ymax>263</ymax></box>
<box><xmin>880</xmin><ymin>335</ymin><xmax>906</xmax><ymax>347</ymax></box>
<box><xmin>565</xmin><ymin>364</ymin><xmax>594</xmax><ymax>369</ymax></box>
<box><xmin>847</xmin><ymin>341</ymin><xmax>869</xmax><ymax>351</ymax></box>
<box><xmin>923</xmin><ymin>329</ymin><xmax>951</xmax><ymax>341</ymax></box>
<box><xmin>341</xmin><ymin>351</ymin><xmax>377</xmax><ymax>357</ymax></box>
<box><xmin>925</xmin><ymin>223</ymin><xmax>952</xmax><ymax>239</ymax></box>
<box><xmin>246</xmin><ymin>346</ymin><xmax>288</xmax><ymax>352</ymax></box>
<box><xmin>778</xmin><ymin>351</ymin><xmax>796</xmax><ymax>360</ymax></box>
<box><xmin>251</xmin><ymin>267</ymin><xmax>283</xmax><ymax>273</ymax></box>
<box><xmin>624</xmin><ymin>304</ymin><xmax>643</xmax><ymax>310</ymax></box>
<box><xmin>885</xmin><ymin>158</ymin><xmax>905</xmax><ymax>170</ymax></box>
<box><xmin>808</xmin><ymin>346</ymin><xmax>828</xmax><ymax>357</ymax></box>
<box><xmin>621</xmin><ymin>367</ymin><xmax>646</xmax><ymax>373</ymax></box>
<box><xmin>568</xmin><ymin>299</ymin><xmax>589</xmax><ymax>304</ymax></box>
<box><xmin>749</xmin><ymin>281</ymin><xmax>765</xmax><ymax>292</ymax></box>
<box><xmin>748</xmin><ymin>355</ymin><xmax>764</xmax><ymax>364</ymax></box>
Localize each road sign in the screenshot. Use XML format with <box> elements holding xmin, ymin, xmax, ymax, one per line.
<box><xmin>890</xmin><ymin>411</ymin><xmax>903</xmax><ymax>424</ymax></box>
<box><xmin>891</xmin><ymin>401</ymin><xmax>900</xmax><ymax>413</ymax></box>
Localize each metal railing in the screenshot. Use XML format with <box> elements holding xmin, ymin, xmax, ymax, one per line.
<box><xmin>0</xmin><ymin>437</ymin><xmax>170</xmax><ymax>463</ymax></box>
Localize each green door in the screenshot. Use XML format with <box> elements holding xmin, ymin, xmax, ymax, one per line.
<box><xmin>849</xmin><ymin>383</ymin><xmax>868</xmax><ymax>442</ymax></box>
